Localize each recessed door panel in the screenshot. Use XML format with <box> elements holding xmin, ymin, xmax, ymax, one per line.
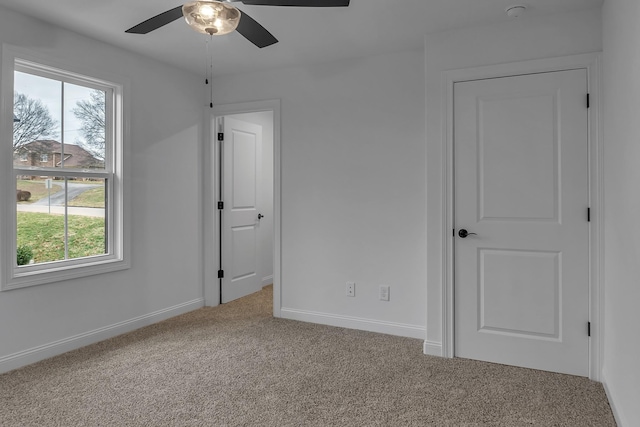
<box><xmin>479</xmin><ymin>249</ymin><xmax>560</xmax><ymax>339</ymax></box>
<box><xmin>479</xmin><ymin>94</ymin><xmax>559</xmax><ymax>222</ymax></box>
<box><xmin>231</xmin><ymin>225</ymin><xmax>257</xmax><ymax>281</ymax></box>
<box><xmin>232</xmin><ymin>131</ymin><xmax>257</xmax><ymax>210</ymax></box>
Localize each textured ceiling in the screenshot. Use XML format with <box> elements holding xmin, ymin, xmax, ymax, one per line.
<box><xmin>0</xmin><ymin>0</ymin><xmax>602</xmax><ymax>76</ymax></box>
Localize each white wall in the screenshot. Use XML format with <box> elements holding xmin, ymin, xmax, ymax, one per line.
<box><xmin>213</xmin><ymin>50</ymin><xmax>427</xmax><ymax>337</ymax></box>
<box><xmin>602</xmin><ymin>0</ymin><xmax>640</xmax><ymax>425</ymax></box>
<box><xmin>231</xmin><ymin>111</ymin><xmax>274</xmax><ymax>286</ymax></box>
<box><xmin>0</xmin><ymin>6</ymin><xmax>205</xmax><ymax>372</ymax></box>
<box><xmin>424</xmin><ymin>8</ymin><xmax>602</xmax><ymax>350</ymax></box>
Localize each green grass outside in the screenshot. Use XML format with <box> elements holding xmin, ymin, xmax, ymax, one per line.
<box><xmin>68</xmin><ymin>187</ymin><xmax>105</xmax><ymax>208</ymax></box>
<box><xmin>17</xmin><ymin>212</ymin><xmax>106</xmax><ymax>263</ymax></box>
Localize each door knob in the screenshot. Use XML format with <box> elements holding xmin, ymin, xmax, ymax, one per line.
<box><xmin>258</xmin><ymin>213</ymin><xmax>264</xmax><ymax>220</ymax></box>
<box><xmin>458</xmin><ymin>229</ymin><xmax>477</xmax><ymax>238</ymax></box>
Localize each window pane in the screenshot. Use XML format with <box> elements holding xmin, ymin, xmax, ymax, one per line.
<box><xmin>13</xmin><ymin>72</ymin><xmax>60</xmax><ymax>168</ymax></box>
<box><xmin>16</xmin><ymin>177</ymin><xmax>107</xmax><ymax>265</ymax></box>
<box><xmin>16</xmin><ymin>176</ymin><xmax>66</xmax><ymax>265</ymax></box>
<box><xmin>64</xmin><ymin>84</ymin><xmax>106</xmax><ymax>170</ymax></box>
<box><xmin>66</xmin><ymin>177</ymin><xmax>107</xmax><ymax>259</ymax></box>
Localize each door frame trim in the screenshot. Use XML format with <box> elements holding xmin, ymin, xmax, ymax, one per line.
<box><xmin>204</xmin><ymin>99</ymin><xmax>282</xmax><ymax>317</ymax></box>
<box><xmin>439</xmin><ymin>53</ymin><xmax>603</xmax><ymax>380</ymax></box>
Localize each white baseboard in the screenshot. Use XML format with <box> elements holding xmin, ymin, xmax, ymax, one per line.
<box><xmin>280</xmin><ymin>308</ymin><xmax>426</xmax><ymax>339</ymax></box>
<box><xmin>261</xmin><ymin>275</ymin><xmax>274</xmax><ymax>287</ymax></box>
<box><xmin>423</xmin><ymin>340</ymin><xmax>443</xmax><ymax>357</ymax></box>
<box><xmin>0</xmin><ymin>298</ymin><xmax>205</xmax><ymax>374</ymax></box>
<box><xmin>601</xmin><ymin>371</ymin><xmax>624</xmax><ymax>427</ymax></box>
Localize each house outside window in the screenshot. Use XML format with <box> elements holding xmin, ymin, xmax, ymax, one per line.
<box><xmin>0</xmin><ymin>47</ymin><xmax>129</xmax><ymax>290</ymax></box>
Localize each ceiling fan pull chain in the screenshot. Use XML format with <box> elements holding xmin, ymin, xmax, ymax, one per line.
<box><xmin>209</xmin><ymin>35</ymin><xmax>214</xmax><ymax>109</ymax></box>
<box><xmin>205</xmin><ymin>37</ymin><xmax>210</xmax><ymax>85</ymax></box>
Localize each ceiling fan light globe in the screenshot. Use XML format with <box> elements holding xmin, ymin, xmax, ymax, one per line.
<box><xmin>182</xmin><ymin>1</ymin><xmax>241</xmax><ymax>36</ymax></box>
<box><xmin>199</xmin><ymin>4</ymin><xmax>216</xmax><ymax>19</ymax></box>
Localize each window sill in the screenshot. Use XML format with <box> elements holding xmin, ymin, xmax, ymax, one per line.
<box><xmin>1</xmin><ymin>256</ymin><xmax>130</xmax><ymax>291</ymax></box>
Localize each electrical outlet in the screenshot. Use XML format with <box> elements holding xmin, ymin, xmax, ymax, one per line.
<box><xmin>379</xmin><ymin>285</ymin><xmax>390</xmax><ymax>301</ymax></box>
<box><xmin>346</xmin><ymin>282</ymin><xmax>355</xmax><ymax>297</ymax></box>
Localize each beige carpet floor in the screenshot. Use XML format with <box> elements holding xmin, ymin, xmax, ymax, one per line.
<box><xmin>0</xmin><ymin>286</ymin><xmax>615</xmax><ymax>426</ymax></box>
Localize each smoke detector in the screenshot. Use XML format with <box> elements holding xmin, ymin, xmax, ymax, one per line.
<box><xmin>505</xmin><ymin>5</ymin><xmax>526</xmax><ymax>18</ymax></box>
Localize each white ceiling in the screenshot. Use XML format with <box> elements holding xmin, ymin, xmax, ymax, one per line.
<box><xmin>0</xmin><ymin>0</ymin><xmax>602</xmax><ymax>76</ymax></box>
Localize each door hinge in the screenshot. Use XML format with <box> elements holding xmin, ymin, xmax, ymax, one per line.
<box><xmin>586</xmin><ymin>93</ymin><xmax>590</xmax><ymax>109</ymax></box>
<box><xmin>587</xmin><ymin>207</ymin><xmax>591</xmax><ymax>222</ymax></box>
<box><xmin>218</xmin><ymin>270</ymin><xmax>224</xmax><ymax>279</ymax></box>
<box><xmin>218</xmin><ymin>132</ymin><xmax>224</xmax><ymax>141</ymax></box>
<box><xmin>588</xmin><ymin>321</ymin><xmax>591</xmax><ymax>337</ymax></box>
<box><xmin>218</xmin><ymin>201</ymin><xmax>224</xmax><ymax>210</ymax></box>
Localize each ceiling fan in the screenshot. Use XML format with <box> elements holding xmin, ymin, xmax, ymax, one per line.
<box><xmin>125</xmin><ymin>0</ymin><xmax>351</xmax><ymax>49</ymax></box>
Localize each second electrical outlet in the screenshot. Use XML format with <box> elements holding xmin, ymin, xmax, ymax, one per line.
<box><xmin>346</xmin><ymin>281</ymin><xmax>356</xmax><ymax>297</ymax></box>
<box><xmin>379</xmin><ymin>285</ymin><xmax>390</xmax><ymax>301</ymax></box>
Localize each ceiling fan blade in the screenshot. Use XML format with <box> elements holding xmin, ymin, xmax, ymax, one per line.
<box><xmin>125</xmin><ymin>6</ymin><xmax>184</xmax><ymax>34</ymax></box>
<box><xmin>240</xmin><ymin>0</ymin><xmax>349</xmax><ymax>6</ymax></box>
<box><xmin>236</xmin><ymin>10</ymin><xmax>279</xmax><ymax>48</ymax></box>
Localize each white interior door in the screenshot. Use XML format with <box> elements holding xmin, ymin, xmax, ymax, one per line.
<box><xmin>221</xmin><ymin>116</ymin><xmax>263</xmax><ymax>303</ymax></box>
<box><xmin>454</xmin><ymin>69</ymin><xmax>589</xmax><ymax>376</ymax></box>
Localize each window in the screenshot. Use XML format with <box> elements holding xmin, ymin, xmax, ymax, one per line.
<box><xmin>1</xmin><ymin>47</ymin><xmax>129</xmax><ymax>290</ymax></box>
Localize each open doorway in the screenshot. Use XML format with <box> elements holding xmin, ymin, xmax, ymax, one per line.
<box><xmin>205</xmin><ymin>100</ymin><xmax>280</xmax><ymax>315</ymax></box>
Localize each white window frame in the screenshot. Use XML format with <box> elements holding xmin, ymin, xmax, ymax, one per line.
<box><xmin>0</xmin><ymin>45</ymin><xmax>130</xmax><ymax>290</ymax></box>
